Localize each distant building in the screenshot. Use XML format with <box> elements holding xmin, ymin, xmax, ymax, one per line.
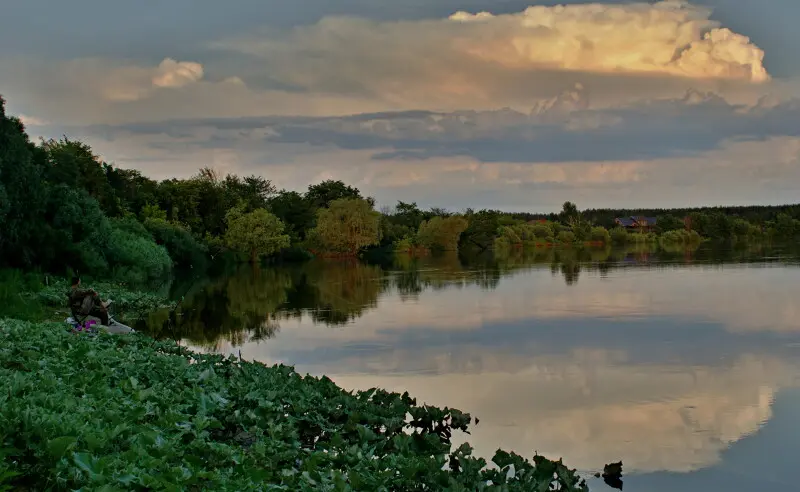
<box><xmin>614</xmin><ymin>216</ymin><xmax>658</xmax><ymax>231</ymax></box>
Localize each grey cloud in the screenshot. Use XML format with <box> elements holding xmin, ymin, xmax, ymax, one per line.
<box><xmin>76</xmin><ymin>91</ymin><xmax>800</xmax><ymax>163</ymax></box>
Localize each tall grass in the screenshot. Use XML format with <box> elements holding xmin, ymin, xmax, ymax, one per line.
<box><xmin>0</xmin><ymin>269</ymin><xmax>49</xmax><ymax>321</ymax></box>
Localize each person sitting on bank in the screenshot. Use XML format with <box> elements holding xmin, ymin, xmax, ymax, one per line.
<box><xmin>68</xmin><ymin>276</ymin><xmax>109</xmax><ymax>326</ymax></box>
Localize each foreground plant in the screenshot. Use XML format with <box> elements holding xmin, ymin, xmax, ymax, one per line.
<box><xmin>0</xmin><ymin>320</ymin><xmax>589</xmax><ymax>491</ymax></box>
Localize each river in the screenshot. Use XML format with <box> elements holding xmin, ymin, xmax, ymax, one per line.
<box><xmin>140</xmin><ymin>244</ymin><xmax>800</xmax><ymax>491</ymax></box>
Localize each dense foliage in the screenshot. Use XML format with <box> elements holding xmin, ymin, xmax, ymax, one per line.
<box><xmin>224</xmin><ymin>207</ymin><xmax>291</xmax><ymax>263</ymax></box>
<box><xmin>0</xmin><ymin>320</ymin><xmax>589</xmax><ymax>491</ymax></box>
<box><xmin>310</xmin><ymin>199</ymin><xmax>382</xmax><ymax>255</ymax></box>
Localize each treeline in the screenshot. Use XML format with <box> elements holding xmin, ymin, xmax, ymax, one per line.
<box><xmin>3</xmin><ymin>95</ymin><xmax>799</xmax><ymax>284</ymax></box>
<box><xmin>511</xmin><ymin>204</ymin><xmax>800</xmax><ymax>227</ymax></box>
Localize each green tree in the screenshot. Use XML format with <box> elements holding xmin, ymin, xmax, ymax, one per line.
<box><xmin>268</xmin><ymin>190</ymin><xmax>316</xmax><ymax>241</ymax></box>
<box><xmin>222</xmin><ymin>174</ymin><xmax>276</xmax><ymax>211</ymax></box>
<box><xmin>610</xmin><ymin>227</ymin><xmax>629</xmax><ymax>245</ymax></box>
<box><xmin>141</xmin><ymin>203</ymin><xmax>167</xmax><ymax>222</ymax></box>
<box><xmin>459</xmin><ymin>210</ymin><xmax>501</xmax><ymax>251</ymax></box>
<box><xmin>590</xmin><ymin>226</ymin><xmax>611</xmax><ymax>244</ymax></box>
<box><xmin>224</xmin><ymin>208</ymin><xmax>290</xmax><ymax>263</ymax></box>
<box><xmin>391</xmin><ymin>201</ymin><xmax>427</xmax><ymax>230</ymax></box>
<box><xmin>769</xmin><ymin>213</ymin><xmax>800</xmax><ymax>239</ymax></box>
<box><xmin>656</xmin><ymin>214</ymin><xmax>685</xmax><ymax>233</ymax></box>
<box><xmin>42</xmin><ymin>138</ymin><xmax>122</xmax><ymax>217</ymax></box>
<box><xmin>306</xmin><ymin>180</ymin><xmax>364</xmax><ymax>209</ymax></box>
<box><xmin>557</xmin><ymin>230</ymin><xmax>576</xmax><ymax>244</ymax></box>
<box><xmin>416</xmin><ymin>216</ymin><xmax>468</xmax><ymax>251</ymax></box>
<box><xmin>311</xmin><ymin>198</ymin><xmax>382</xmax><ymax>255</ymax></box>
<box><xmin>0</xmin><ymin>96</ymin><xmax>48</xmax><ymax>267</ymax></box>
<box><xmin>531</xmin><ymin>223</ymin><xmax>555</xmax><ymax>242</ymax></box>
<box><xmin>560</xmin><ymin>201</ymin><xmax>580</xmax><ymax>224</ymax></box>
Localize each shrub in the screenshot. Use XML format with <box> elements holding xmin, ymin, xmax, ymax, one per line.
<box><xmin>660</xmin><ymin>229</ymin><xmax>702</xmax><ymax>246</ymax></box>
<box><xmin>511</xmin><ymin>223</ymin><xmax>536</xmax><ymax>242</ymax></box>
<box><xmin>104</xmin><ymin>223</ymin><xmax>172</xmax><ymax>284</ymax></box>
<box><xmin>495</xmin><ymin>225</ymin><xmax>522</xmax><ymax>246</ymax></box>
<box><xmin>42</xmin><ymin>185</ymin><xmax>112</xmax><ymax>276</ymax></box>
<box><xmin>0</xmin><ymin>320</ymin><xmax>589</xmax><ymax>491</ymax></box>
<box><xmin>494</xmin><ymin>236</ymin><xmax>513</xmax><ymax>250</ymax></box>
<box><xmin>628</xmin><ymin>232</ymin><xmax>658</xmax><ymax>244</ymax></box>
<box><xmin>610</xmin><ymin>227</ymin><xmax>628</xmax><ymax>245</ymax></box>
<box><xmin>144</xmin><ymin>218</ymin><xmax>208</xmax><ymax>269</ymax></box>
<box><xmin>393</xmin><ymin>236</ymin><xmax>414</xmax><ymax>252</ymax></box>
<box><xmin>531</xmin><ymin>223</ymin><xmax>554</xmax><ymax>242</ymax></box>
<box><xmin>557</xmin><ymin>230</ymin><xmax>576</xmax><ymax>244</ymax></box>
<box><xmin>590</xmin><ymin>226</ymin><xmax>611</xmax><ymax>244</ymax></box>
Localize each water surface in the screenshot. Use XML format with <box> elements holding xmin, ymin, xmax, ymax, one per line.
<box><xmin>143</xmin><ymin>245</ymin><xmax>800</xmax><ymax>490</ymax></box>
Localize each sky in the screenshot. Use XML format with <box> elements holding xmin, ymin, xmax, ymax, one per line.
<box><xmin>2</xmin><ymin>0</ymin><xmax>800</xmax><ymax>212</ymax></box>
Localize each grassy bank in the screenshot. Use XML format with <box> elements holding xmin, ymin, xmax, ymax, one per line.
<box><xmin>0</xmin><ymin>270</ymin><xmax>172</xmax><ymax>326</ymax></box>
<box><xmin>0</xmin><ymin>320</ymin><xmax>589</xmax><ymax>491</ymax></box>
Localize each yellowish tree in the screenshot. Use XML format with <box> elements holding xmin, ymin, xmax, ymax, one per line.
<box><xmin>225</xmin><ymin>207</ymin><xmax>290</xmax><ymax>263</ymax></box>
<box><xmin>416</xmin><ymin>216</ymin><xmax>468</xmax><ymax>251</ymax></box>
<box><xmin>312</xmin><ymin>198</ymin><xmax>381</xmax><ymax>255</ymax></box>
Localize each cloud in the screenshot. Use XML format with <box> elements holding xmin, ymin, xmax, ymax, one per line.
<box><xmin>446</xmin><ymin>2</ymin><xmax>768</xmax><ymax>81</ymax></box>
<box><xmin>197</xmin><ymin>263</ymin><xmax>800</xmax><ymax>474</ymax></box>
<box><xmin>81</xmin><ymin>88</ymin><xmax>800</xmax><ymax>164</ymax></box>
<box><xmin>151</xmin><ymin>58</ymin><xmax>204</xmax><ymax>89</ymax></box>
<box><xmin>98</xmin><ymin>57</ymin><xmax>205</xmax><ymax>102</ymax></box>
<box><xmin>211</xmin><ymin>0</ymin><xmax>769</xmax><ymax>111</ymax></box>
<box><xmin>2</xmin><ymin>1</ymin><xmax>796</xmax><ymax>210</ymax></box>
<box><xmin>16</xmin><ymin>114</ymin><xmax>48</xmax><ymax>126</ymax></box>
<box><xmin>330</xmin><ymin>353</ymin><xmax>787</xmax><ymax>474</ymax></box>
<box><xmin>0</xmin><ymin>2</ymin><xmax>782</xmax><ymax>128</ymax></box>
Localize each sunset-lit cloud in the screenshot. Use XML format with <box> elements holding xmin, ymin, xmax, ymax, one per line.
<box><xmin>212</xmin><ymin>1</ymin><xmax>769</xmax><ymax>110</ymax></box>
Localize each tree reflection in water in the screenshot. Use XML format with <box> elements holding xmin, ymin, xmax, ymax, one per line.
<box><xmin>138</xmin><ymin>242</ymin><xmax>770</xmax><ymax>348</ymax></box>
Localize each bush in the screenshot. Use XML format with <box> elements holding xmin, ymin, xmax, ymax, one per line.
<box><xmin>531</xmin><ymin>223</ymin><xmax>554</xmax><ymax>241</ymax></box>
<box><xmin>104</xmin><ymin>223</ymin><xmax>172</xmax><ymax>284</ymax></box>
<box><xmin>0</xmin><ymin>320</ymin><xmax>589</xmax><ymax>491</ymax></box>
<box><xmin>144</xmin><ymin>218</ymin><xmax>208</xmax><ymax>269</ymax></box>
<box><xmin>393</xmin><ymin>236</ymin><xmax>414</xmax><ymax>252</ymax></box>
<box><xmin>660</xmin><ymin>229</ymin><xmax>702</xmax><ymax>246</ymax></box>
<box><xmin>43</xmin><ymin>185</ymin><xmax>112</xmax><ymax>276</ymax></box>
<box><xmin>590</xmin><ymin>226</ymin><xmax>611</xmax><ymax>244</ymax></box>
<box><xmin>494</xmin><ymin>236</ymin><xmax>513</xmax><ymax>250</ymax></box>
<box><xmin>628</xmin><ymin>232</ymin><xmax>658</xmax><ymax>244</ymax></box>
<box><xmin>0</xmin><ymin>269</ymin><xmax>47</xmax><ymax>321</ymax></box>
<box><xmin>496</xmin><ymin>225</ymin><xmax>522</xmax><ymax>246</ymax></box>
<box><xmin>511</xmin><ymin>223</ymin><xmax>536</xmax><ymax>242</ymax></box>
<box><xmin>609</xmin><ymin>227</ymin><xmax>628</xmax><ymax>245</ymax></box>
<box><xmin>557</xmin><ymin>230</ymin><xmax>576</xmax><ymax>244</ymax></box>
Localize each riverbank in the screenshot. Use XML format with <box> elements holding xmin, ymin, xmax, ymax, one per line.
<box><xmin>0</xmin><ymin>319</ymin><xmax>588</xmax><ymax>491</ymax></box>
<box><xmin>0</xmin><ymin>270</ymin><xmax>172</xmax><ymax>325</ymax></box>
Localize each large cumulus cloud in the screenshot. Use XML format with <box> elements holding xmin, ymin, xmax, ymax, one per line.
<box><xmin>211</xmin><ymin>0</ymin><xmax>769</xmax><ymax>109</ymax></box>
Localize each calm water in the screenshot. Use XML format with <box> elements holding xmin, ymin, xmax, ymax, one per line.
<box><xmin>143</xmin><ymin>245</ymin><xmax>800</xmax><ymax>491</ymax></box>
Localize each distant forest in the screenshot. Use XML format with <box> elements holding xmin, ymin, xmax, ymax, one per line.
<box><xmin>510</xmin><ymin>204</ymin><xmax>800</xmax><ymax>229</ymax></box>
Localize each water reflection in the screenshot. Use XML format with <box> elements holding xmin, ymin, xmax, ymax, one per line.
<box><xmin>137</xmin><ymin>244</ymin><xmax>800</xmax><ymax>490</ymax></box>
<box><xmin>141</xmin><ymin>244</ymin><xmax>800</xmax><ymax>348</ymax></box>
